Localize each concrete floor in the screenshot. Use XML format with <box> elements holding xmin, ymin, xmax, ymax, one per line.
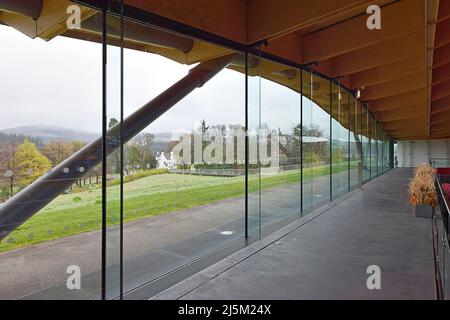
<box><xmin>0</xmin><ymin>170</ymin><xmax>346</xmax><ymax>299</ymax></box>
<box><xmin>1</xmin><ymin>168</ymin><xmax>419</xmax><ymax>300</ymax></box>
<box><xmin>153</xmin><ymin>168</ymin><xmax>436</xmax><ymax>300</ymax></box>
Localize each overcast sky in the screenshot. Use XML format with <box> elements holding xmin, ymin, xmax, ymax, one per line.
<box><xmin>0</xmin><ymin>25</ymin><xmax>329</xmax><ymax>137</ymax></box>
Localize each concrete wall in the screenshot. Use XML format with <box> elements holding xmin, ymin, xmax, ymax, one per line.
<box><xmin>397</xmin><ymin>140</ymin><xmax>450</xmax><ymax>167</ymax></box>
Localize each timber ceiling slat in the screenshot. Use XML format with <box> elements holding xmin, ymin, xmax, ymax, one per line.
<box><xmin>350</xmin><ymin>56</ymin><xmax>425</xmax><ymax>89</ymax></box>
<box><xmin>433</xmin><ymin>43</ymin><xmax>450</xmax><ymax>68</ymax></box>
<box><xmin>432</xmin><ymin>62</ymin><xmax>450</xmax><ymax>86</ymax></box>
<box><xmin>361</xmin><ymin>73</ymin><xmax>426</xmax><ymax>101</ymax></box>
<box><xmin>369</xmin><ymin>90</ymin><xmax>427</xmax><ymax>112</ymax></box>
<box><xmin>434</xmin><ymin>18</ymin><xmax>450</xmax><ymax>49</ymax></box>
<box><xmin>247</xmin><ymin>0</ymin><xmax>383</xmax><ymax>43</ymax></box>
<box><xmin>432</xmin><ymin>79</ymin><xmax>450</xmax><ymax>101</ymax></box>
<box><xmin>331</xmin><ymin>31</ymin><xmax>425</xmax><ymax>77</ymax></box>
<box><xmin>431</xmin><ymin>96</ymin><xmax>450</xmax><ymax>115</ymax></box>
<box><xmin>438</xmin><ymin>0</ymin><xmax>450</xmax><ymax>22</ymax></box>
<box><xmin>303</xmin><ymin>0</ymin><xmax>425</xmax><ymax>62</ymax></box>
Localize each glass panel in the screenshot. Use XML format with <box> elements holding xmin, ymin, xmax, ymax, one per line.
<box><xmin>379</xmin><ymin>129</ymin><xmax>384</xmax><ymax>173</ymax></box>
<box><xmin>0</xmin><ymin>4</ymin><xmax>103</xmax><ymax>299</ymax></box>
<box><xmin>120</xmin><ymin>21</ymin><xmax>246</xmax><ymax>296</ymax></box>
<box><xmin>349</xmin><ymin>94</ymin><xmax>361</xmax><ymax>189</ymax></box>
<box><xmin>387</xmin><ymin>139</ymin><xmax>390</xmax><ymax>171</ymax></box>
<box><xmin>361</xmin><ymin>104</ymin><xmax>371</xmax><ymax>183</ymax></box>
<box><xmin>259</xmin><ymin>58</ymin><xmax>301</xmax><ymax>232</ymax></box>
<box><xmin>248</xmin><ymin>52</ymin><xmax>262</xmax><ymax>237</ymax></box>
<box><xmin>331</xmin><ymin>83</ymin><xmax>349</xmax><ymax>199</ymax></box>
<box><xmin>302</xmin><ymin>70</ymin><xmax>313</xmax><ymax>212</ymax></box>
<box><xmin>311</xmin><ymin>75</ymin><xmax>331</xmax><ymax>208</ymax></box>
<box><xmin>370</xmin><ymin>115</ymin><xmax>377</xmax><ymax>179</ymax></box>
<box><xmin>104</xmin><ymin>3</ymin><xmax>123</xmax><ymax>299</ymax></box>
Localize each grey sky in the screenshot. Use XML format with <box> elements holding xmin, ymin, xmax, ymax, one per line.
<box><xmin>0</xmin><ymin>25</ymin><xmax>330</xmax><ymax>136</ymax></box>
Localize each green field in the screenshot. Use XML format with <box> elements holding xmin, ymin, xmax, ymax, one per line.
<box><xmin>0</xmin><ymin>162</ymin><xmax>354</xmax><ymax>252</ymax></box>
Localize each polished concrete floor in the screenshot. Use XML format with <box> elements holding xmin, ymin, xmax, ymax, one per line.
<box><xmin>153</xmin><ymin>168</ymin><xmax>435</xmax><ymax>300</ymax></box>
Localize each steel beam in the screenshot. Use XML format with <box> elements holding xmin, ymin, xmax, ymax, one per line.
<box><xmin>0</xmin><ymin>53</ymin><xmax>235</xmax><ymax>241</ymax></box>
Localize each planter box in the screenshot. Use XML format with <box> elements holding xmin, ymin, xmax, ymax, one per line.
<box><xmin>415</xmin><ymin>205</ymin><xmax>433</xmax><ymax>218</ymax></box>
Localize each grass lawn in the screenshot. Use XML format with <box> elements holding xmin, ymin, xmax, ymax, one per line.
<box><xmin>0</xmin><ymin>162</ymin><xmax>355</xmax><ymax>252</ymax></box>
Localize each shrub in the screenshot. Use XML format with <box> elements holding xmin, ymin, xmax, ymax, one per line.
<box><xmin>409</xmin><ymin>164</ymin><xmax>437</xmax><ymax>207</ymax></box>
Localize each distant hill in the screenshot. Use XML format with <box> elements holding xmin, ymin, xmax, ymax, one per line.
<box><xmin>0</xmin><ymin>126</ymin><xmax>183</xmax><ymax>153</ymax></box>
<box><xmin>0</xmin><ymin>131</ymin><xmax>43</xmax><ymax>146</ymax></box>
<box><xmin>0</xmin><ymin>125</ymin><xmax>98</xmax><ymax>143</ymax></box>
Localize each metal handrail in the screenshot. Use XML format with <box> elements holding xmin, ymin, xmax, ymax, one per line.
<box><xmin>433</xmin><ymin>173</ymin><xmax>450</xmax><ymax>299</ymax></box>
<box><xmin>436</xmin><ymin>175</ymin><xmax>450</xmax><ymax>223</ymax></box>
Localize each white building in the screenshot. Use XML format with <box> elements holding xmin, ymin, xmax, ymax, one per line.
<box><xmin>156</xmin><ymin>152</ymin><xmax>176</xmax><ymax>170</ymax></box>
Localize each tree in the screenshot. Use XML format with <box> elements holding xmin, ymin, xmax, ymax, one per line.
<box><xmin>0</xmin><ymin>140</ymin><xmax>51</xmax><ymax>198</ymax></box>
<box><xmin>42</xmin><ymin>140</ymin><xmax>86</xmax><ymax>166</ymax></box>
<box><xmin>109</xmin><ymin>117</ymin><xmax>119</xmax><ymax>128</ymax></box>
<box><xmin>198</xmin><ymin>119</ymin><xmax>209</xmax><ymax>138</ymax></box>
<box><xmin>42</xmin><ymin>141</ymin><xmax>73</xmax><ymax>166</ymax></box>
<box><xmin>291</xmin><ymin>124</ymin><xmax>302</xmax><ymax>155</ymax></box>
<box><xmin>0</xmin><ymin>143</ymin><xmax>20</xmax><ymax>198</ymax></box>
<box><xmin>127</xmin><ymin>133</ymin><xmax>156</xmax><ymax>171</ymax></box>
<box><xmin>303</xmin><ymin>124</ymin><xmax>323</xmax><ymax>138</ymax></box>
<box><xmin>69</xmin><ymin>141</ymin><xmax>85</xmax><ymax>154</ymax></box>
<box><xmin>15</xmin><ymin>140</ymin><xmax>52</xmax><ymax>188</ymax></box>
<box><xmin>108</xmin><ymin>118</ymin><xmax>121</xmax><ymax>174</ymax></box>
<box><xmin>136</xmin><ymin>133</ymin><xmax>156</xmax><ymax>169</ymax></box>
<box><xmin>127</xmin><ymin>144</ymin><xmax>142</xmax><ymax>172</ymax></box>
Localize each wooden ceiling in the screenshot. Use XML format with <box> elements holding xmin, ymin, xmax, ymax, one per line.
<box><xmin>124</xmin><ymin>0</ymin><xmax>450</xmax><ymax>140</ymax></box>
<box><xmin>1</xmin><ymin>0</ymin><xmax>448</xmax><ymax>140</ymax></box>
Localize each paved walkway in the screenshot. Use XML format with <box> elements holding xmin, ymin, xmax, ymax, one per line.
<box><xmin>154</xmin><ymin>168</ymin><xmax>435</xmax><ymax>300</ymax></box>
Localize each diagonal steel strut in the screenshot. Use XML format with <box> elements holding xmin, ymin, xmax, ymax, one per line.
<box><xmin>0</xmin><ymin>53</ymin><xmax>236</xmax><ymax>241</ymax></box>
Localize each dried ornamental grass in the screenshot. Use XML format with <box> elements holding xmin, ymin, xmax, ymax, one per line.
<box><xmin>409</xmin><ymin>164</ymin><xmax>437</xmax><ymax>207</ymax></box>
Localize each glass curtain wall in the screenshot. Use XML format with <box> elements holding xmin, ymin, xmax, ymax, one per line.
<box><xmin>259</xmin><ymin>59</ymin><xmax>301</xmax><ymax>232</ymax></box>
<box><xmin>248</xmin><ymin>56</ymin><xmax>302</xmax><ymax>235</ymax></box>
<box><xmin>349</xmin><ymin>95</ymin><xmax>361</xmax><ymax>189</ymax></box>
<box><xmin>361</xmin><ymin>103</ymin><xmax>371</xmax><ymax>183</ymax></box>
<box><xmin>370</xmin><ymin>115</ymin><xmax>377</xmax><ymax>178</ymax></box>
<box><xmin>302</xmin><ymin>70</ymin><xmax>332</xmax><ymax>210</ymax></box>
<box><xmin>0</xmin><ymin>0</ymin><xmax>396</xmax><ymax>299</ymax></box>
<box><xmin>104</xmin><ymin>2</ymin><xmax>124</xmax><ymax>300</ymax></box>
<box><xmin>331</xmin><ymin>82</ymin><xmax>349</xmax><ymax>199</ymax></box>
<box><xmin>119</xmin><ymin>19</ymin><xmax>247</xmax><ymax>298</ymax></box>
<box><xmin>0</xmin><ymin>3</ymin><xmax>104</xmax><ymax>299</ymax></box>
<box><xmin>248</xmin><ymin>52</ymin><xmax>262</xmax><ymax>237</ymax></box>
<box><xmin>310</xmin><ymin>75</ymin><xmax>331</xmax><ymax>208</ymax></box>
<box><xmin>302</xmin><ymin>70</ymin><xmax>314</xmax><ymax>212</ymax></box>
<box><xmin>383</xmin><ymin>138</ymin><xmax>389</xmax><ymax>172</ymax></box>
